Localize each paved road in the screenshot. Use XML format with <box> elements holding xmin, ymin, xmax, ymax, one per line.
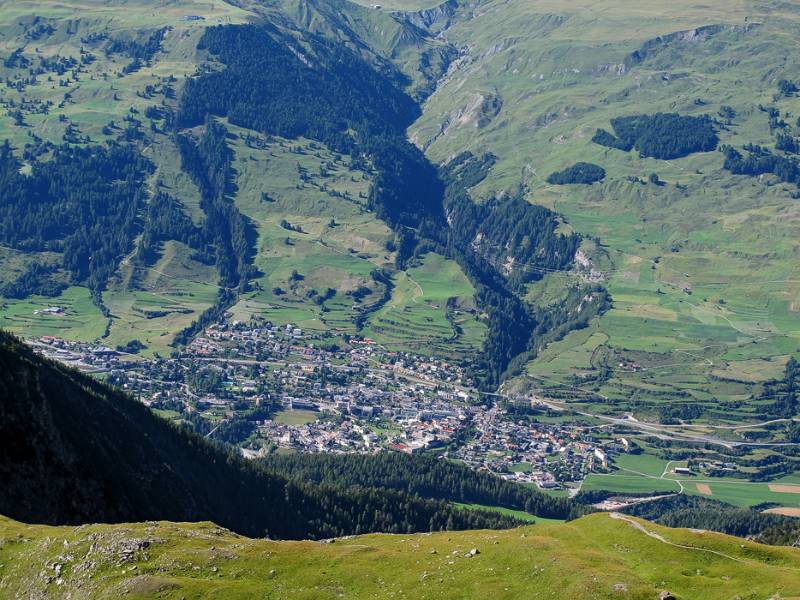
<box><xmin>535</xmin><ymin>397</ymin><xmax>800</xmax><ymax>449</ymax></box>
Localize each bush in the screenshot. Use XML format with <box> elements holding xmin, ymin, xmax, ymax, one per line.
<box><xmin>117</xmin><ymin>339</ymin><xmax>146</xmax><ymax>354</ymax></box>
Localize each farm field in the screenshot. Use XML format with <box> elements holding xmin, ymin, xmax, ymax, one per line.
<box><xmin>610</xmin><ymin>453</ymin><xmax>671</xmax><ymax>478</ymax></box>
<box><xmin>0</xmin><ymin>0</ymin><xmax>256</xmax><ymax>352</ymax></box>
<box><xmin>581</xmin><ymin>474</ymin><xmax>681</xmax><ymax>496</ymax></box>
<box><xmin>103</xmin><ymin>242</ymin><xmax>221</xmax><ymax>356</ymax></box>
<box><xmin>681</xmin><ymin>480</ymin><xmax>800</xmax><ymax>508</ymax></box>
<box><xmin>225</xmin><ymin>126</ymin><xmax>388</xmax><ymax>332</ymax></box>
<box><xmin>0</xmin><ymin>287</ymin><xmax>107</xmax><ymax>342</ymax></box>
<box><xmin>363</xmin><ymin>253</ymin><xmax>486</xmax><ymax>357</ymax></box>
<box><xmin>577</xmin><ymin>447</ymin><xmax>800</xmax><ymax>509</ymax></box>
<box><xmin>218</xmin><ymin>124</ymin><xmax>487</xmax><ymax>358</ymax></box>
<box><xmin>584</xmin><ymin>459</ymin><xmax>800</xmax><ymax>509</ymax></box>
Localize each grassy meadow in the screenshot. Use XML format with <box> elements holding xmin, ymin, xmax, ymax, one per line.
<box><xmin>2</xmin><ymin>512</ymin><xmax>800</xmax><ymax>599</ymax></box>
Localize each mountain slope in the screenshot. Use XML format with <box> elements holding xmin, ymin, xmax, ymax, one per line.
<box><xmin>0</xmin><ymin>330</ymin><xmax>519</xmax><ymax>538</ymax></box>
<box><xmin>2</xmin><ymin>0</ymin><xmax>798</xmax><ymax>400</ymax></box>
<box><xmin>0</xmin><ymin>1</ymin><xmax>588</xmax><ymax>382</ymax></box>
<box><xmin>406</xmin><ymin>0</ymin><xmax>800</xmax><ymax>416</ymax></box>
<box><xmin>0</xmin><ymin>0</ymin><xmax>485</xmax><ymax>361</ymax></box>
<box><xmin>2</xmin><ymin>512</ymin><xmax>800</xmax><ymax>599</ymax></box>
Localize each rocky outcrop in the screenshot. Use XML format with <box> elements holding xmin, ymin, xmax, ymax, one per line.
<box><xmin>624</xmin><ymin>23</ymin><xmax>760</xmax><ymax>69</ymax></box>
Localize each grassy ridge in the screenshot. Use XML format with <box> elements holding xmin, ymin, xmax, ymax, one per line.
<box><xmin>2</xmin><ymin>512</ymin><xmax>800</xmax><ymax>599</ymax></box>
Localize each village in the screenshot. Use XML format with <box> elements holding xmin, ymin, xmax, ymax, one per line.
<box><xmin>30</xmin><ymin>316</ymin><xmax>625</xmax><ymax>490</ymax></box>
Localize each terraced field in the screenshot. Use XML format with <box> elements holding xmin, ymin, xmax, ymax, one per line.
<box><xmin>226</xmin><ymin>126</ymin><xmax>389</xmax><ymax>332</ymax></box>
<box><xmin>104</xmin><ymin>242</ymin><xmax>221</xmax><ymax>355</ymax></box>
<box><xmin>363</xmin><ymin>253</ymin><xmax>486</xmax><ymax>357</ymax></box>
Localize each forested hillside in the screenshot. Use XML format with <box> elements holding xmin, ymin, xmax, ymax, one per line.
<box><xmin>439</xmin><ymin>152</ymin><xmax>606</xmax><ymax>383</ymax></box>
<box><xmin>263</xmin><ymin>452</ymin><xmax>584</xmax><ymax>520</ymax></box>
<box><xmin>0</xmin><ymin>0</ymin><xmax>592</xmax><ymax>385</ymax></box>
<box><xmin>619</xmin><ymin>494</ymin><xmax>799</xmax><ymax>542</ymax></box>
<box><xmin>179</xmin><ymin>23</ymin><xmax>443</xmax><ymax>232</ymax></box>
<box><xmin>0</xmin><ymin>142</ymin><xmax>151</xmax><ymax>299</ymax></box>
<box><xmin>0</xmin><ymin>330</ymin><xmax>520</xmax><ymax>538</ymax></box>
<box><xmin>171</xmin><ymin>20</ymin><xmax>585</xmax><ymax>385</ymax></box>
<box><xmin>176</xmin><ymin>118</ymin><xmax>256</xmax><ymax>290</ymax></box>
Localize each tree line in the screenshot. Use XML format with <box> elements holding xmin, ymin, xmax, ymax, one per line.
<box><xmin>0</xmin><ymin>262</ymin><xmax>65</xmax><ymax>299</ymax></box>
<box><xmin>262</xmin><ymin>451</ymin><xmax>587</xmax><ymax>521</ymax></box>
<box><xmin>546</xmin><ymin>162</ymin><xmax>606</xmax><ymax>185</ymax></box>
<box><xmin>176</xmin><ymin>118</ymin><xmax>257</xmax><ymax>290</ymax></box>
<box><xmin>759</xmin><ymin>357</ymin><xmax>799</xmax><ymax>418</ymax></box>
<box><xmin>722</xmin><ymin>144</ymin><xmax>800</xmax><ymax>187</ymax></box>
<box><xmin>134</xmin><ymin>191</ymin><xmax>205</xmax><ymax>266</ymax></box>
<box><xmin>620</xmin><ymin>494</ymin><xmax>797</xmax><ymax>542</ymax></box>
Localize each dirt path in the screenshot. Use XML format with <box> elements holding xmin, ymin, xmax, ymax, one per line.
<box><xmin>407</xmin><ymin>274</ymin><xmax>424</xmax><ymax>303</ymax></box>
<box><xmin>609</xmin><ymin>513</ymin><xmax>748</xmax><ymax>563</ymax></box>
<box><xmin>609</xmin><ymin>463</ymin><xmax>684</xmax><ymax>494</ymax></box>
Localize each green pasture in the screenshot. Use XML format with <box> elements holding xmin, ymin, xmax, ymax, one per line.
<box><xmin>363</xmin><ymin>253</ymin><xmax>486</xmax><ymax>356</ymax></box>
<box><xmin>274</xmin><ymin>409</ymin><xmax>320</xmax><ymax>426</ymax></box>
<box><xmin>0</xmin><ymin>286</ymin><xmax>107</xmax><ymax>342</ymax></box>
<box><xmin>452</xmin><ymin>502</ymin><xmax>565</xmax><ymax>524</ymax></box>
